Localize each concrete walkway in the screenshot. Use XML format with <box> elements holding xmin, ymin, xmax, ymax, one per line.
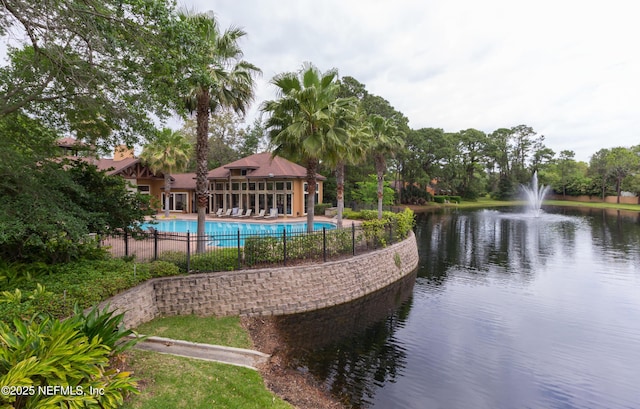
<box><xmin>132</xmin><ymin>335</ymin><xmax>270</xmax><ymax>370</ymax></box>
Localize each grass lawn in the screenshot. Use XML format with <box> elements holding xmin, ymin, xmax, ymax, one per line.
<box><xmin>121</xmin><ymin>350</ymin><xmax>292</xmax><ymax>409</ymax></box>
<box><xmin>122</xmin><ymin>315</ymin><xmax>291</xmax><ymax>408</ymax></box>
<box><xmin>134</xmin><ymin>315</ymin><xmax>252</xmax><ymax>349</ymax></box>
<box><xmin>543</xmin><ymin>199</ymin><xmax>640</xmax><ymax>212</ymax></box>
<box><xmin>411</xmin><ymin>197</ymin><xmax>640</xmax><ymax>212</ymax></box>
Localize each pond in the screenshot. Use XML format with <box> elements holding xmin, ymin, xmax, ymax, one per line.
<box><xmin>273</xmin><ymin>206</ymin><xmax>640</xmax><ymax>408</ymax></box>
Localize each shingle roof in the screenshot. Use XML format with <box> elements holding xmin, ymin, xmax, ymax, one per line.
<box><xmin>169</xmin><ymin>173</ymin><xmax>196</xmax><ymax>189</ymax></box>
<box><xmin>92</xmin><ymin>157</ymin><xmax>140</xmax><ymax>176</ymax></box>
<box><xmin>208</xmin><ymin>152</ymin><xmax>326</xmax><ymax>180</ymax></box>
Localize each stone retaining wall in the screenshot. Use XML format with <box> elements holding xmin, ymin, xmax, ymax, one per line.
<box><xmin>101</xmin><ymin>231</ymin><xmax>419</xmax><ymax>329</ymax></box>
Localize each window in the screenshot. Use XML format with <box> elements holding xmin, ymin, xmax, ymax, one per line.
<box><xmin>137</xmin><ymin>185</ymin><xmax>150</xmax><ymax>194</ymax></box>
<box><xmin>215</xmin><ymin>183</ymin><xmax>224</xmax><ymax>191</ymax></box>
<box><xmin>231</xmin><ymin>182</ymin><xmax>240</xmax><ymax>191</ymax></box>
<box><xmin>162</xmin><ymin>192</ymin><xmax>188</xmax><ymax>211</ymax></box>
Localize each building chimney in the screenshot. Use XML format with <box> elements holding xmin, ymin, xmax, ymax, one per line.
<box><xmin>113</xmin><ymin>145</ymin><xmax>135</xmax><ymax>161</ymax></box>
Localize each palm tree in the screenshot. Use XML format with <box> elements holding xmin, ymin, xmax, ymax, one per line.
<box><xmin>368</xmin><ymin>114</ymin><xmax>405</xmax><ymax>219</ymax></box>
<box><xmin>140</xmin><ymin>128</ymin><xmax>192</xmax><ymax>218</ymax></box>
<box><xmin>323</xmin><ymin>112</ymin><xmax>369</xmax><ymax>228</ymax></box>
<box><xmin>262</xmin><ymin>63</ymin><xmax>357</xmax><ymax>232</ymax></box>
<box><xmin>179</xmin><ymin>12</ymin><xmax>260</xmax><ymax>252</ymax></box>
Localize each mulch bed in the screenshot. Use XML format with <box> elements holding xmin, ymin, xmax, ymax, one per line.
<box><xmin>241</xmin><ymin>317</ymin><xmax>346</xmax><ymax>409</ymax></box>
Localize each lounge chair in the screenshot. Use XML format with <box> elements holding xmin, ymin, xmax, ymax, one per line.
<box><xmin>252</xmin><ymin>209</ymin><xmax>266</xmax><ymax>219</ymax></box>
<box><xmin>238</xmin><ymin>209</ymin><xmax>253</xmax><ymax>218</ymax></box>
<box><xmin>231</xmin><ymin>208</ymin><xmax>242</xmax><ymax>218</ymax></box>
<box><xmin>264</xmin><ymin>208</ymin><xmax>278</xmax><ymax>219</ymax></box>
<box><xmin>213</xmin><ymin>208</ymin><xmax>223</xmax><ymax>217</ymax></box>
<box><xmin>218</xmin><ymin>208</ymin><xmax>232</xmax><ymax>218</ymax></box>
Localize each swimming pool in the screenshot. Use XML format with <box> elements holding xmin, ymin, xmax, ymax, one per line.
<box><xmin>141</xmin><ymin>219</ymin><xmax>336</xmax><ymax>247</ymax></box>
<box><xmin>141</xmin><ymin>219</ymin><xmax>336</xmax><ymax>235</ymax></box>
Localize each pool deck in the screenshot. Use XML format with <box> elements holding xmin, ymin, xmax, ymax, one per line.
<box><xmin>146</xmin><ymin>212</ymin><xmax>361</xmax><ymax>226</ymax></box>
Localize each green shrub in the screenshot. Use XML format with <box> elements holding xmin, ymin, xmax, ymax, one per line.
<box><xmin>157</xmin><ymin>251</ymin><xmax>188</xmax><ymax>272</ymax></box>
<box><xmin>362</xmin><ymin>218</ymin><xmax>389</xmax><ymax>247</ymax></box>
<box><xmin>70</xmin><ymin>304</ymin><xmax>143</xmax><ymax>355</ymax></box>
<box><xmin>0</xmin><ymin>315</ymin><xmax>138</xmax><ymax>409</ymax></box>
<box><xmin>394</xmin><ymin>208</ymin><xmax>416</xmax><ymax>240</ymax></box>
<box><xmin>433</xmin><ymin>195</ymin><xmax>461</xmax><ymax>204</ymax></box>
<box><xmin>0</xmin><ymin>259</ymin><xmax>163</xmax><ymax>321</ymax></box>
<box><xmin>314</xmin><ymin>203</ymin><xmax>332</xmax><ymax>216</ymax></box>
<box><xmin>147</xmin><ymin>260</ymin><xmax>181</xmax><ymax>277</ymax></box>
<box><xmin>190</xmin><ymin>249</ymin><xmax>238</xmax><ymax>272</ymax></box>
<box><xmin>287</xmin><ymin>233</ymin><xmax>323</xmax><ymax>261</ymax></box>
<box><xmin>360</xmin><ymin>208</ymin><xmax>415</xmax><ymax>248</ymax></box>
<box><xmin>342</xmin><ymin>209</ymin><xmax>360</xmax><ymax>219</ymax></box>
<box><xmin>243</xmin><ymin>236</ymin><xmax>283</xmax><ymax>266</ymax></box>
<box><xmin>325</xmin><ymin>229</ymin><xmax>354</xmax><ymax>256</ymax></box>
<box><xmin>359</xmin><ymin>209</ymin><xmax>379</xmax><ymax>220</ymax></box>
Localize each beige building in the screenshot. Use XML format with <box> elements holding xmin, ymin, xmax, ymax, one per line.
<box><xmin>57</xmin><ymin>138</ymin><xmax>325</xmax><ymax>217</ymax></box>
<box><xmin>207</xmin><ymin>152</ymin><xmax>324</xmax><ymax>217</ymax></box>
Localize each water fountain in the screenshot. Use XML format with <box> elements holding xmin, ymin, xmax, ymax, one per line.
<box><xmin>521</xmin><ymin>171</ymin><xmax>551</xmax><ymax>217</ymax></box>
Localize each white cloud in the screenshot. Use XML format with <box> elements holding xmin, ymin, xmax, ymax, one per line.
<box><xmin>6</xmin><ymin>0</ymin><xmax>637</xmax><ymax>162</ymax></box>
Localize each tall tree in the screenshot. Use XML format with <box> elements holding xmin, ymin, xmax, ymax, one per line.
<box><xmin>0</xmin><ymin>0</ymin><xmax>179</xmax><ymax>147</ymax></box>
<box><xmin>140</xmin><ymin>128</ymin><xmax>192</xmax><ymax>218</ymax></box>
<box><xmin>456</xmin><ymin>128</ymin><xmax>487</xmax><ymax>200</ymax></box>
<box><xmin>323</xmin><ymin>113</ymin><xmax>368</xmax><ymax>228</ymax></box>
<box><xmin>557</xmin><ymin>150</ymin><xmax>576</xmax><ymax>198</ymax></box>
<box><xmin>179</xmin><ymin>12</ymin><xmax>260</xmax><ymax>252</ymax></box>
<box><xmin>589</xmin><ymin>148</ymin><xmax>612</xmax><ymax>200</ymax></box>
<box><xmin>262</xmin><ymin>63</ymin><xmax>357</xmax><ymax>232</ymax></box>
<box><xmin>368</xmin><ymin>114</ymin><xmax>404</xmax><ymax>219</ymax></box>
<box><xmin>606</xmin><ymin>147</ymin><xmax>639</xmax><ymax>203</ymax></box>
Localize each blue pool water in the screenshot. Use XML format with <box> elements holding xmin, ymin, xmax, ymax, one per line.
<box><xmin>140</xmin><ymin>219</ymin><xmax>336</xmax><ymax>247</ymax></box>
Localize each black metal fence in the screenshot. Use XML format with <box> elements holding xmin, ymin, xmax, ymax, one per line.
<box><xmin>101</xmin><ymin>223</ymin><xmax>401</xmax><ymax>273</ymax></box>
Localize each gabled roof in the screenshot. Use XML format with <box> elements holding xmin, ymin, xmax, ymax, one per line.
<box><xmin>208</xmin><ymin>152</ymin><xmax>326</xmax><ymax>180</ymax></box>
<box><xmin>169</xmin><ymin>173</ymin><xmax>196</xmax><ymax>190</ymax></box>
<box><xmin>93</xmin><ymin>158</ymin><xmax>140</xmax><ymax>176</ymax></box>
<box><xmin>72</xmin><ymin>157</ymin><xmax>164</xmax><ymax>179</ymax></box>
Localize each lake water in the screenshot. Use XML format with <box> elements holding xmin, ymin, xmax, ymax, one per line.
<box><xmin>275</xmin><ymin>206</ymin><xmax>640</xmax><ymax>409</ymax></box>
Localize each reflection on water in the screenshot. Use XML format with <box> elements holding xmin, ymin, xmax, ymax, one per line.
<box><xmin>274</xmin><ymin>207</ymin><xmax>640</xmax><ymax>408</ymax></box>
<box><xmin>270</xmin><ymin>272</ymin><xmax>415</xmax><ymax>407</ymax></box>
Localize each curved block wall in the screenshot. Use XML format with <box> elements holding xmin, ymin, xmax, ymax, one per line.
<box><xmin>102</xmin><ymin>231</ymin><xmax>419</xmax><ymax>329</ymax></box>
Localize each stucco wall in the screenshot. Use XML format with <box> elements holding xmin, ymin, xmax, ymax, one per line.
<box><xmin>101</xmin><ymin>231</ymin><xmax>419</xmax><ymax>329</ymax></box>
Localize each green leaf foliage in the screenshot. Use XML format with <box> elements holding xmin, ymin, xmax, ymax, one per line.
<box><xmin>0</xmin><ymin>0</ymin><xmax>182</xmax><ymax>146</ymax></box>
<box><xmin>0</xmin><ymin>315</ymin><xmax>138</xmax><ymax>409</ymax></box>
<box><xmin>0</xmin><ymin>113</ymin><xmax>153</xmax><ymax>263</ymax></box>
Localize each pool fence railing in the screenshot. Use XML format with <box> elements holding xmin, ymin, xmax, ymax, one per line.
<box><xmin>100</xmin><ymin>222</ymin><xmax>402</xmax><ymax>273</ymax></box>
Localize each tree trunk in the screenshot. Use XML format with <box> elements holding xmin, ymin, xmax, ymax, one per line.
<box><xmin>336</xmin><ymin>162</ymin><xmax>345</xmax><ymax>229</ymax></box>
<box><xmin>164</xmin><ymin>173</ymin><xmax>171</xmax><ymax>218</ymax></box>
<box><xmin>195</xmin><ymin>89</ymin><xmax>210</xmax><ymax>254</ymax></box>
<box><xmin>305</xmin><ymin>159</ymin><xmax>318</xmax><ymax>233</ymax></box>
<box><xmin>375</xmin><ymin>155</ymin><xmax>385</xmax><ymax>219</ymax></box>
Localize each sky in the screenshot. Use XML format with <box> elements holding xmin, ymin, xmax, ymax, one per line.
<box><xmin>177</xmin><ymin>0</ymin><xmax>640</xmax><ymax>162</ymax></box>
